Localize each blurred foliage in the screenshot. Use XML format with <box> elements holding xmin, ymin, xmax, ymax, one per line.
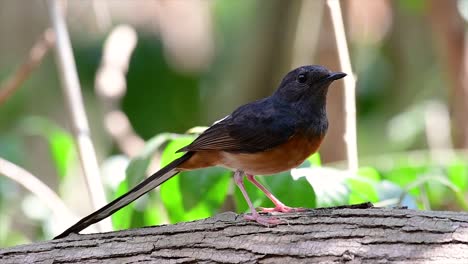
<box><xmin>20</xmin><ymin>116</ymin><xmax>76</xmax><ymax>179</ymax></box>
<box><xmin>123</xmin><ymin>37</ymin><xmax>202</xmax><ymax>138</ymax></box>
<box><xmin>160</xmin><ymin>137</ymin><xmax>231</xmax><ymax>223</ymax></box>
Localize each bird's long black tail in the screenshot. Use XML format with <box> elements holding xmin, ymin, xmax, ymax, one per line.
<box><xmin>54</xmin><ymin>152</ymin><xmax>194</xmax><ymax>239</ymax></box>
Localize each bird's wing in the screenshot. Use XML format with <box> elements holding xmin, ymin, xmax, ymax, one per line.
<box><xmin>178</xmin><ymin>100</ymin><xmax>297</xmax><ymax>153</ymax></box>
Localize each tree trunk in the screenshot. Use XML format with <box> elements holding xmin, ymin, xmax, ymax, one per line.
<box><xmin>428</xmin><ymin>0</ymin><xmax>468</xmax><ymax>148</ymax></box>
<box><xmin>2</xmin><ymin>206</ymin><xmax>468</xmax><ymax>263</ymax></box>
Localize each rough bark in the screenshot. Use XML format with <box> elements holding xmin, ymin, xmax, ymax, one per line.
<box><xmin>2</xmin><ymin>206</ymin><xmax>468</xmax><ymax>263</ymax></box>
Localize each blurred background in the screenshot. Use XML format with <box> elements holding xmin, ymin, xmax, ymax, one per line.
<box><xmin>1</xmin><ymin>0</ymin><xmax>468</xmax><ymax>247</ymax></box>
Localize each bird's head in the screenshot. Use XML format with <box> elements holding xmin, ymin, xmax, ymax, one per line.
<box><xmin>274</xmin><ymin>65</ymin><xmax>346</xmax><ymax>104</ymax></box>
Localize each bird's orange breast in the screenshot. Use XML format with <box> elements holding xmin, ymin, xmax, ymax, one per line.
<box><xmin>178</xmin><ymin>133</ymin><xmax>324</xmax><ymax>175</ymax></box>
<box><xmin>220</xmin><ymin>133</ymin><xmax>324</xmax><ymax>175</ymax></box>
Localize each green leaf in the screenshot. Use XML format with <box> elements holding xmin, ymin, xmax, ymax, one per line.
<box><xmin>383</xmin><ymin>166</ymin><xmax>427</xmax><ymax>196</ymax></box>
<box><xmin>143</xmin><ymin>195</ymin><xmax>164</xmax><ymax>226</ymax></box>
<box><xmin>447</xmin><ymin>160</ymin><xmax>468</xmax><ymax>192</ymax></box>
<box><xmin>160</xmin><ymin>137</ymin><xmax>195</xmax><ymax>167</ymax></box>
<box><xmin>125</xmin><ymin>133</ymin><xmax>183</xmax><ymax>186</ymax></box>
<box><xmin>347</xmin><ymin>177</ymin><xmax>379</xmax><ymax>204</ymax></box>
<box><xmin>423</xmin><ymin>169</ymin><xmax>449</xmax><ymax>209</ymax></box>
<box><xmin>347</xmin><ymin>167</ymin><xmax>381</xmax><ymax>204</ymax></box>
<box><xmin>233</xmin><ymin>176</ymin><xmax>266</xmax><ymax>213</ymax></box>
<box><xmin>125</xmin><ymin>157</ymin><xmax>151</xmax><ymax>187</ymax></box>
<box><xmin>111</xmin><ymin>181</ymin><xmax>133</xmax><ymax>230</ymax></box>
<box><xmin>400</xmin><ymin>172</ymin><xmax>468</xmax><ymax>210</ymax></box>
<box><xmin>20</xmin><ymin>116</ymin><xmax>76</xmax><ymax>179</ymax></box>
<box><xmin>234</xmin><ymin>171</ymin><xmax>316</xmax><ymax>212</ymax></box>
<box><xmin>179</xmin><ymin>168</ymin><xmax>230</xmax><ymax>212</ymax></box>
<box><xmin>358</xmin><ymin>167</ymin><xmax>381</xmax><ymax>181</ymax></box>
<box><xmin>141</xmin><ymin>133</ymin><xmax>182</xmax><ymax>160</ymax></box>
<box><xmin>48</xmin><ymin>131</ymin><xmax>74</xmax><ymax>178</ymax></box>
<box><xmin>307</xmin><ymin>153</ymin><xmax>321</xmax><ymax>167</ymax></box>
<box><xmin>158</xmin><ymin>137</ymin><xmax>192</xmax><ymax>222</ymax></box>
<box><xmin>160</xmin><ymin>137</ymin><xmax>231</xmax><ymax>223</ymax></box>
<box><xmin>161</xmin><ymin>168</ymin><xmax>230</xmax><ymax>223</ymax></box>
<box><xmin>262</xmin><ymin>172</ymin><xmax>316</xmax><ymax>208</ymax></box>
<box><xmin>159</xmin><ymin>174</ymin><xmax>184</xmax><ymax>222</ymax></box>
<box><xmin>426</xmin><ymin>174</ymin><xmax>468</xmax><ymax>211</ymax></box>
<box><xmin>293</xmin><ymin>167</ymin><xmax>349</xmax><ymax>208</ymax></box>
<box><xmin>120</xmin><ymin>133</ymin><xmax>186</xmax><ymax>227</ymax></box>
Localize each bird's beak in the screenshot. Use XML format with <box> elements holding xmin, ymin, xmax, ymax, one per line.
<box><xmin>327</xmin><ymin>72</ymin><xmax>347</xmax><ymax>81</ymax></box>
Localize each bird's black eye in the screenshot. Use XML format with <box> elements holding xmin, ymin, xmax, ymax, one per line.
<box><xmin>297</xmin><ymin>73</ymin><xmax>307</xmax><ymax>83</ymax></box>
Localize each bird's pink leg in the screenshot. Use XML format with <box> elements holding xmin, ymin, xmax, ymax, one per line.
<box><xmin>234</xmin><ymin>170</ymin><xmax>282</xmax><ymax>226</ymax></box>
<box><xmin>246</xmin><ymin>174</ymin><xmax>305</xmax><ymax>213</ymax></box>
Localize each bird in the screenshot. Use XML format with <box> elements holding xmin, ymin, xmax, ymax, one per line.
<box><xmin>54</xmin><ymin>65</ymin><xmax>346</xmax><ymax>239</ymax></box>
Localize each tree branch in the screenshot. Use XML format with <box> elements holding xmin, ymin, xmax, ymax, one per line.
<box><xmin>0</xmin><ymin>158</ymin><xmax>77</xmax><ymax>231</ymax></box>
<box><xmin>0</xmin><ymin>29</ymin><xmax>55</xmax><ymax>105</ymax></box>
<box><xmin>327</xmin><ymin>0</ymin><xmax>359</xmax><ymax>172</ymax></box>
<box><xmin>47</xmin><ymin>0</ymin><xmax>111</xmax><ymax>232</ymax></box>
<box><xmin>2</xmin><ymin>206</ymin><xmax>468</xmax><ymax>263</ymax></box>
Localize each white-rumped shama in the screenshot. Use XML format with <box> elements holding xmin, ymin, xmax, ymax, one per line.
<box><xmin>55</xmin><ymin>65</ymin><xmax>346</xmax><ymax>239</ymax></box>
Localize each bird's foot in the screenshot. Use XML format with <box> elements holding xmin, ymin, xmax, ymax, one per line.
<box><xmin>244</xmin><ymin>213</ymin><xmax>283</xmax><ymax>226</ymax></box>
<box><xmin>259</xmin><ymin>205</ymin><xmax>306</xmax><ymax>213</ymax></box>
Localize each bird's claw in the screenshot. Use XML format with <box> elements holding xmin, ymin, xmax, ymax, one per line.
<box><xmin>258</xmin><ymin>205</ymin><xmax>306</xmax><ymax>213</ymax></box>
<box><xmin>243</xmin><ymin>213</ymin><xmax>283</xmax><ymax>226</ymax></box>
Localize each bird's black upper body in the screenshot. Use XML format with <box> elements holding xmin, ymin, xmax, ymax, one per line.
<box><xmin>180</xmin><ymin>65</ymin><xmax>345</xmax><ymax>154</ymax></box>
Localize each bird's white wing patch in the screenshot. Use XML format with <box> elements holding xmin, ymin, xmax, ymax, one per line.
<box><xmin>213</xmin><ymin>115</ymin><xmax>231</xmax><ymax>125</ymax></box>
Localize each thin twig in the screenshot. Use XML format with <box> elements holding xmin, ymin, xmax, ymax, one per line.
<box><xmin>327</xmin><ymin>0</ymin><xmax>359</xmax><ymax>172</ymax></box>
<box><xmin>0</xmin><ymin>158</ymin><xmax>77</xmax><ymax>229</ymax></box>
<box><xmin>0</xmin><ymin>29</ymin><xmax>55</xmax><ymax>105</ymax></box>
<box><xmin>47</xmin><ymin>0</ymin><xmax>112</xmax><ymax>232</ymax></box>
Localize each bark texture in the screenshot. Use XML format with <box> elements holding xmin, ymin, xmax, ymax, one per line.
<box><xmin>2</xmin><ymin>206</ymin><xmax>468</xmax><ymax>263</ymax></box>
